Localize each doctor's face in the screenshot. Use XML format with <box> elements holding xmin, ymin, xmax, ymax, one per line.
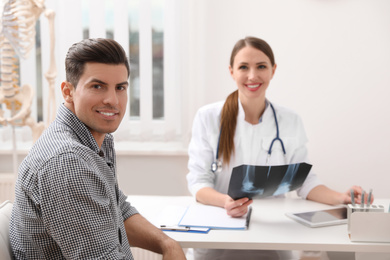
<box><xmin>229</xmin><ymin>46</ymin><xmax>276</xmax><ymax>103</ymax></box>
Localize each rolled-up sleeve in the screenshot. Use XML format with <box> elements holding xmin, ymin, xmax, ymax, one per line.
<box><xmin>290</xmin><ymin>116</ymin><xmax>322</xmax><ymax>199</ymax></box>
<box><xmin>118</xmin><ymin>189</ymin><xmax>138</xmax><ymax>221</ymax></box>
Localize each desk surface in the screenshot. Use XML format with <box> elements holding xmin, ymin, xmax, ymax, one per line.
<box><xmin>127</xmin><ymin>195</ymin><xmax>390</xmax><ymax>253</ymax></box>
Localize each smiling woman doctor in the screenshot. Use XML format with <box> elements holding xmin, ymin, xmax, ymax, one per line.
<box><xmin>186</xmin><ymin>36</ymin><xmax>371</xmax><ymax>260</ymax></box>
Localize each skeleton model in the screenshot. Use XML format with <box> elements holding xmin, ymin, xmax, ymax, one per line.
<box><xmin>0</xmin><ymin>0</ymin><xmax>57</xmax><ymax>143</ymax></box>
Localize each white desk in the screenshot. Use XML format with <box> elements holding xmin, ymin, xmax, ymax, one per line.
<box><xmin>127</xmin><ymin>195</ymin><xmax>390</xmax><ymax>253</ymax></box>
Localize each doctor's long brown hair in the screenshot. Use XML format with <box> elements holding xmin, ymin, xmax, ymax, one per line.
<box><xmin>219</xmin><ymin>37</ymin><xmax>275</xmax><ymax>166</ymax></box>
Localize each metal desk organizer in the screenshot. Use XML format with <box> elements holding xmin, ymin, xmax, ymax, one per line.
<box><xmin>347</xmin><ymin>203</ymin><xmax>390</xmax><ymax>242</ymax></box>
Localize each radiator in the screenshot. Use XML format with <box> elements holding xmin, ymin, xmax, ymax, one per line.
<box><xmin>0</xmin><ymin>173</ymin><xmax>15</xmax><ymax>203</ymax></box>
<box><xmin>131</xmin><ymin>248</ymin><xmax>190</xmax><ymax>259</ymax></box>
<box><xmin>131</xmin><ymin>248</ymin><xmax>162</xmax><ymax>260</ymax></box>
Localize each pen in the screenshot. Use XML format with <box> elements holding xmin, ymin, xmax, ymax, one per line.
<box><xmin>245</xmin><ymin>206</ymin><xmax>252</xmax><ymax>229</ymax></box>
<box><xmin>350</xmin><ymin>189</ymin><xmax>355</xmax><ymax>206</ymax></box>
<box><xmin>360</xmin><ymin>190</ymin><xmax>365</xmax><ymax>207</ymax></box>
<box><xmin>366</xmin><ymin>189</ymin><xmax>372</xmax><ymax>207</ymax></box>
<box><xmin>160</xmin><ymin>225</ymin><xmax>189</xmax><ymax>231</ymax></box>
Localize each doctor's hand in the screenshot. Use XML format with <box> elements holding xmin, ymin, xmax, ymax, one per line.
<box><xmin>343</xmin><ymin>185</ymin><xmax>374</xmax><ymax>205</ymax></box>
<box><xmin>223</xmin><ymin>196</ymin><xmax>252</xmax><ymax>218</ymax></box>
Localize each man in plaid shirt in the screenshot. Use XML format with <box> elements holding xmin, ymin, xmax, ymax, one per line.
<box><xmin>10</xmin><ymin>38</ymin><xmax>185</xmax><ymax>260</ymax></box>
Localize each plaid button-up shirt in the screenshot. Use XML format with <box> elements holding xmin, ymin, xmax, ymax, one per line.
<box><xmin>10</xmin><ymin>104</ymin><xmax>138</xmax><ymax>259</ymax></box>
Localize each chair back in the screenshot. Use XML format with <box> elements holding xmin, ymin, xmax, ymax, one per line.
<box><xmin>0</xmin><ymin>200</ymin><xmax>13</xmax><ymax>260</ymax></box>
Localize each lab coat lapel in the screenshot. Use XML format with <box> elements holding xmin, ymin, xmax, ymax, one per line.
<box><xmin>234</xmin><ymin>99</ymin><xmax>246</xmax><ymax>160</ymax></box>
<box><xmin>235</xmin><ymin>99</ymin><xmax>275</xmax><ymax>166</ymax></box>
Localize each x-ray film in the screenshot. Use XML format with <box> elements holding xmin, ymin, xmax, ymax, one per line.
<box><xmin>228</xmin><ymin>163</ymin><xmax>312</xmax><ymax>200</ymax></box>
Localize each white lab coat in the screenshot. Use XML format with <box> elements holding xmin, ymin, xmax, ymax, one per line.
<box><xmin>187</xmin><ymin>98</ymin><xmax>322</xmax><ymax>201</ymax></box>
<box><xmin>186</xmin><ymin>99</ymin><xmax>322</xmax><ymax>260</ymax></box>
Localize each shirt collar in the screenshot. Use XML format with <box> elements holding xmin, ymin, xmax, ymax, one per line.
<box><xmin>56</xmin><ymin>104</ymin><xmax>114</xmax><ymax>159</ymax></box>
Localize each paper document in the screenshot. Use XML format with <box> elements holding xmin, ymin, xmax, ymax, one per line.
<box><xmin>178</xmin><ymin>204</ymin><xmax>251</xmax><ymax>230</ymax></box>
<box><xmin>152</xmin><ymin>205</ymin><xmax>210</xmax><ymax>233</ymax></box>
<box><xmin>151</xmin><ymin>205</ymin><xmax>188</xmax><ymax>227</ymax></box>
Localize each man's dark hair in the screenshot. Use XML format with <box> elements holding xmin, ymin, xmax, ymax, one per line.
<box><xmin>65</xmin><ymin>38</ymin><xmax>130</xmax><ymax>87</ymax></box>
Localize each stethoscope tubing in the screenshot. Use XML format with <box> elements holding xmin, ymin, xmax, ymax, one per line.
<box><xmin>268</xmin><ymin>103</ymin><xmax>286</xmax><ymax>155</ymax></box>
<box><xmin>211</xmin><ymin>102</ymin><xmax>286</xmax><ymax>173</ymax></box>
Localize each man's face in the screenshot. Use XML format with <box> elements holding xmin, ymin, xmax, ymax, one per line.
<box><xmin>62</xmin><ymin>62</ymin><xmax>129</xmax><ymax>146</ymax></box>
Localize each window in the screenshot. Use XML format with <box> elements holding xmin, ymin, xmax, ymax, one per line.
<box><xmin>0</xmin><ymin>0</ymin><xmax>186</xmax><ymax>153</ymax></box>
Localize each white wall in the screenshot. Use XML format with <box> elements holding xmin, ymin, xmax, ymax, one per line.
<box><xmin>182</xmin><ymin>0</ymin><xmax>390</xmax><ymax>198</ymax></box>
<box><xmin>116</xmin><ymin>154</ymin><xmax>190</xmax><ymax>196</ymax></box>
<box><xmin>1</xmin><ymin>0</ymin><xmax>389</xmax><ymax>200</ymax></box>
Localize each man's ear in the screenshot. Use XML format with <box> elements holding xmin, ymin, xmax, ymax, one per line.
<box><xmin>61</xmin><ymin>81</ymin><xmax>74</xmax><ymax>103</ymax></box>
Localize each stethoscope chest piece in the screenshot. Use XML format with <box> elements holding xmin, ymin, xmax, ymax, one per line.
<box><xmin>211</xmin><ymin>160</ymin><xmax>222</xmax><ymax>173</ymax></box>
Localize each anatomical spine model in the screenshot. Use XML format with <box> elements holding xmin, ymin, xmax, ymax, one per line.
<box><xmin>0</xmin><ymin>0</ymin><xmax>56</xmax><ymax>142</ymax></box>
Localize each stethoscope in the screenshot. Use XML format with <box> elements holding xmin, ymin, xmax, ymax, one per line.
<box><xmin>211</xmin><ymin>103</ymin><xmax>286</xmax><ymax>173</ymax></box>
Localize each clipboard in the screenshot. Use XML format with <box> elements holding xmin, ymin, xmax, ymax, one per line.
<box><xmin>178</xmin><ymin>204</ymin><xmax>252</xmax><ymax>230</ymax></box>
<box><xmin>154</xmin><ymin>205</ymin><xmax>210</xmax><ymax>233</ymax></box>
